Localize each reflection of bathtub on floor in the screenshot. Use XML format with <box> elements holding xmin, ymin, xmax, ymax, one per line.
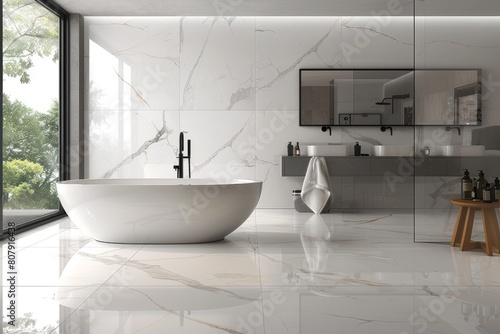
<box><xmin>56</xmin><ymin>241</ymin><xmax>262</xmax><ymax>331</ymax></box>
<box><xmin>56</xmin><ymin>178</ymin><xmax>262</xmax><ymax>243</ymax></box>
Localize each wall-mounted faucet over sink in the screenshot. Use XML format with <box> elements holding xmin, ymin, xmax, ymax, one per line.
<box><xmin>321</xmin><ymin>126</ymin><xmax>332</xmax><ymax>136</ymax></box>
<box><xmin>445</xmin><ymin>126</ymin><xmax>461</xmax><ymax>136</ymax></box>
<box><xmin>173</xmin><ymin>131</ymin><xmax>191</xmax><ymax>178</ymax></box>
<box><xmin>380</xmin><ymin>126</ymin><xmax>393</xmax><ymax>136</ymax></box>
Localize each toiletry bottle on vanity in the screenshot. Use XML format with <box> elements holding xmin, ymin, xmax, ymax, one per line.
<box><xmin>472</xmin><ymin>178</ymin><xmax>478</xmax><ymax>200</ymax></box>
<box><xmin>494</xmin><ymin>177</ymin><xmax>500</xmax><ymax>201</ymax></box>
<box><xmin>287</xmin><ymin>142</ymin><xmax>293</xmax><ymax>156</ymax></box>
<box><xmin>483</xmin><ymin>183</ymin><xmax>492</xmax><ymax>203</ymax></box>
<box><xmin>461</xmin><ymin>169</ymin><xmax>472</xmax><ymax>200</ymax></box>
<box><xmin>476</xmin><ymin>170</ymin><xmax>487</xmax><ymax>200</ymax></box>
<box><xmin>294</xmin><ymin>142</ymin><xmax>300</xmax><ymax>156</ymax></box>
<box><xmin>354</xmin><ymin>142</ymin><xmax>361</xmax><ymax>156</ymax></box>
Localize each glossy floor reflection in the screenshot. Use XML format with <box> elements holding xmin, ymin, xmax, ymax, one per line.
<box><xmin>2</xmin><ymin>209</ymin><xmax>500</xmax><ymax>333</ymax></box>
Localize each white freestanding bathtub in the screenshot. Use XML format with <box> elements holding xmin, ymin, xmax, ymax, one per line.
<box><xmin>56</xmin><ymin>178</ymin><xmax>262</xmax><ymax>244</ymax></box>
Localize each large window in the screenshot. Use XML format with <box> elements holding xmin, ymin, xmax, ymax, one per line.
<box><xmin>2</xmin><ymin>0</ymin><xmax>68</xmax><ymax>233</ymax></box>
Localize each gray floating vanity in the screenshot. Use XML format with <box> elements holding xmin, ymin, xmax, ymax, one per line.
<box><xmin>282</xmin><ymin>156</ymin><xmax>500</xmax><ymax>177</ymax></box>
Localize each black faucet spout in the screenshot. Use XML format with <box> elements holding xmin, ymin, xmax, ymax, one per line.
<box><xmin>380</xmin><ymin>126</ymin><xmax>393</xmax><ymax>136</ymax></box>
<box><xmin>175</xmin><ymin>131</ymin><xmax>192</xmax><ymax>178</ymax></box>
<box><xmin>177</xmin><ymin>132</ymin><xmax>184</xmax><ymax>178</ymax></box>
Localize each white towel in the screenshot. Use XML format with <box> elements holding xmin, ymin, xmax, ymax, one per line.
<box><xmin>301</xmin><ymin>157</ymin><xmax>333</xmax><ymax>214</ymax></box>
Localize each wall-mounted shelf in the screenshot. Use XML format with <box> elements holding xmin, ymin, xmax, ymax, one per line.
<box><xmin>282</xmin><ymin>156</ymin><xmax>500</xmax><ymax>177</ymax></box>
<box><xmin>282</xmin><ymin>156</ymin><xmax>410</xmax><ymax>176</ymax></box>
<box><xmin>415</xmin><ymin>156</ymin><xmax>500</xmax><ymax>177</ymax></box>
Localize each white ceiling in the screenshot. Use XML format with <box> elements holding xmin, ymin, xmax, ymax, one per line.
<box><xmin>53</xmin><ymin>0</ymin><xmax>500</xmax><ymax>17</ymax></box>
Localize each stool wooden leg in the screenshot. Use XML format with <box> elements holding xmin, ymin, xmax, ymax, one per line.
<box><xmin>480</xmin><ymin>209</ymin><xmax>493</xmax><ymax>256</ymax></box>
<box><xmin>451</xmin><ymin>206</ymin><xmax>467</xmax><ymax>247</ymax></box>
<box><xmin>482</xmin><ymin>208</ymin><xmax>500</xmax><ymax>254</ymax></box>
<box><xmin>460</xmin><ymin>207</ymin><xmax>479</xmax><ymax>251</ymax></box>
<box><xmin>491</xmin><ymin>209</ymin><xmax>500</xmax><ymax>253</ymax></box>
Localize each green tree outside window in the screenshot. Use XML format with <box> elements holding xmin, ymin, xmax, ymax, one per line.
<box><xmin>2</xmin><ymin>0</ymin><xmax>60</xmax><ymax>210</ymax></box>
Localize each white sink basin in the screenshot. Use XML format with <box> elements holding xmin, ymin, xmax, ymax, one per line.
<box><xmin>372</xmin><ymin>145</ymin><xmax>414</xmax><ymax>157</ymax></box>
<box><xmin>306</xmin><ymin>144</ymin><xmax>348</xmax><ymax>156</ymax></box>
<box><xmin>432</xmin><ymin>145</ymin><xmax>485</xmax><ymax>156</ymax></box>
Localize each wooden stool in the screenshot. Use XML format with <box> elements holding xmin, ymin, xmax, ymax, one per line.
<box><xmin>450</xmin><ymin>199</ymin><xmax>500</xmax><ymax>256</ymax></box>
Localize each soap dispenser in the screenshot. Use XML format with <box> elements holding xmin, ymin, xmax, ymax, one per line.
<box><xmin>472</xmin><ymin>178</ymin><xmax>478</xmax><ymax>200</ymax></box>
<box><xmin>294</xmin><ymin>142</ymin><xmax>300</xmax><ymax>157</ymax></box>
<box><xmin>494</xmin><ymin>177</ymin><xmax>500</xmax><ymax>201</ymax></box>
<box><xmin>483</xmin><ymin>183</ymin><xmax>493</xmax><ymax>203</ymax></box>
<box><xmin>354</xmin><ymin>142</ymin><xmax>361</xmax><ymax>156</ymax></box>
<box><xmin>476</xmin><ymin>170</ymin><xmax>487</xmax><ymax>200</ymax></box>
<box><xmin>461</xmin><ymin>169</ymin><xmax>472</xmax><ymax>200</ymax></box>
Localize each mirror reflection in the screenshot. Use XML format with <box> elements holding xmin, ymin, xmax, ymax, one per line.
<box><xmin>300</xmin><ymin>69</ymin><xmax>413</xmax><ymax>126</ymax></box>
<box><xmin>300</xmin><ymin>69</ymin><xmax>481</xmax><ymax>126</ymax></box>
<box><xmin>414</xmin><ymin>69</ymin><xmax>481</xmax><ymax>125</ymax></box>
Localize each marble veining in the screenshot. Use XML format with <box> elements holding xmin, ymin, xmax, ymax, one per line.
<box><xmin>85</xmin><ymin>16</ymin><xmax>500</xmax><ymax>246</ymax></box>
<box><xmin>256</xmin><ymin>23</ymin><xmax>337</xmax><ymax>93</ymax></box>
<box><xmin>77</xmin><ymin>252</ymin><xmax>258</xmax><ymax>302</ymax></box>
<box><xmin>114</xmin><ymin>68</ymin><xmax>152</xmax><ymax>109</ymax></box>
<box><xmin>427</xmin><ymin>40</ymin><xmax>500</xmax><ymax>49</ymax></box>
<box><xmin>3</xmin><ymin>210</ymin><xmax>500</xmax><ymax>333</ymax></box>
<box><xmin>426</xmin><ymin>177</ymin><xmax>460</xmax><ymax>208</ymax></box>
<box><xmin>191</xmin><ymin>112</ymin><xmax>256</xmax><ymax>176</ymax></box>
<box><xmin>342</xmin><ymin>17</ymin><xmax>414</xmax><ymax>46</ymax></box>
<box><xmin>101</xmin><ymin>111</ymin><xmax>175</xmax><ymax>178</ymax></box>
<box><xmin>340</xmin><ymin>128</ymin><xmax>383</xmax><ymax>146</ymax></box>
<box><xmin>180</xmin><ymin>17</ymin><xmax>255</xmax><ymax>111</ymax></box>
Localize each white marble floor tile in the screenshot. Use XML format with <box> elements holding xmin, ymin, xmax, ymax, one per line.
<box><xmin>2</xmin><ymin>286</ymin><xmax>82</xmax><ymax>333</ymax></box>
<box><xmin>261</xmin><ymin>285</ymin><xmax>500</xmax><ymax>334</ymax></box>
<box><xmin>27</xmin><ymin>227</ymin><xmax>94</xmax><ymax>248</ymax></box>
<box><xmin>56</xmin><ymin>303</ymin><xmax>267</xmax><ymax>334</ymax></box>
<box><xmin>2</xmin><ymin>223</ymin><xmax>65</xmax><ymax>251</ymax></box>
<box><xmin>1</xmin><ymin>243</ymin><xmax>141</xmax><ymax>287</ymax></box>
<box><xmin>261</xmin><ymin>286</ymin><xmax>418</xmax><ymax>334</ymax></box>
<box><xmin>55</xmin><ymin>241</ymin><xmax>265</xmax><ymax>333</ymax></box>
<box><xmin>2</xmin><ymin>208</ymin><xmax>500</xmax><ymax>334</ymax></box>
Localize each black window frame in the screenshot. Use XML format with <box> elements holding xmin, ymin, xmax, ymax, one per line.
<box><xmin>1</xmin><ymin>0</ymin><xmax>70</xmax><ymax>238</ymax></box>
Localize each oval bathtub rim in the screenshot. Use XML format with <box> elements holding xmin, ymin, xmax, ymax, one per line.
<box><xmin>56</xmin><ymin>177</ymin><xmax>263</xmax><ymax>244</ymax></box>
<box><xmin>56</xmin><ymin>178</ymin><xmax>263</xmax><ymax>186</ymax></box>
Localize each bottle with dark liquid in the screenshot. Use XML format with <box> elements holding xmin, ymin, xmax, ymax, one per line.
<box><xmin>476</xmin><ymin>170</ymin><xmax>487</xmax><ymax>200</ymax></box>
<box><xmin>461</xmin><ymin>169</ymin><xmax>472</xmax><ymax>200</ymax></box>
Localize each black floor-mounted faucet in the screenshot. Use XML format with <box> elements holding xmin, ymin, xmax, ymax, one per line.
<box><xmin>173</xmin><ymin>131</ymin><xmax>191</xmax><ymax>178</ymax></box>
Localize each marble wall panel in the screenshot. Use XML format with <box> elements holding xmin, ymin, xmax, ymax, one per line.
<box><xmin>255</xmin><ymin>17</ymin><xmax>342</xmax><ymax>111</ymax></box>
<box><xmin>87</xmin><ymin>17</ymin><xmax>180</xmax><ymax>111</ymax></box>
<box><xmin>415</xmin><ymin>16</ymin><xmax>500</xmax><ymax>126</ymax></box>
<box><xmin>179</xmin><ymin>110</ymin><xmax>256</xmax><ymax>180</ymax></box>
<box><xmin>340</xmin><ymin>16</ymin><xmax>414</xmax><ymax>68</ymax></box>
<box><xmin>255</xmin><ymin>110</ymin><xmax>341</xmax><ymax>208</ymax></box>
<box><xmin>414</xmin><ymin>16</ymin><xmax>500</xmax><ymax>240</ymax></box>
<box><xmin>88</xmin><ymin>110</ymin><xmax>180</xmax><ymax>178</ymax></box>
<box><xmin>86</xmin><ymin>15</ymin><xmax>474</xmax><ymax>211</ymax></box>
<box><xmin>180</xmin><ymin>17</ymin><xmax>256</xmax><ymax>111</ymax></box>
